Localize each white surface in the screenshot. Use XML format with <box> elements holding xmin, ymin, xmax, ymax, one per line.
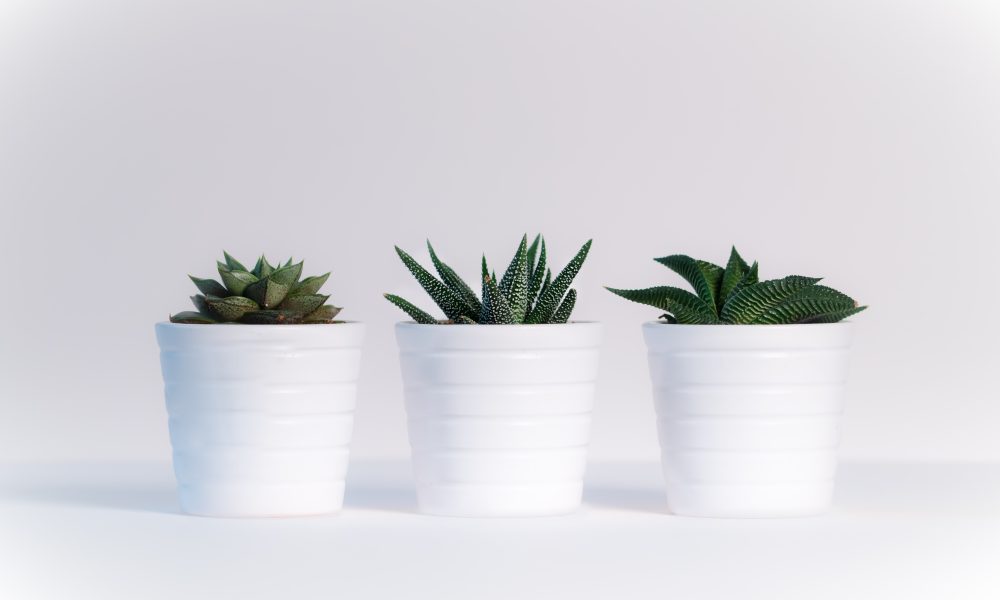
<box><xmin>645</xmin><ymin>322</ymin><xmax>851</xmax><ymax>517</ymax></box>
<box><xmin>2</xmin><ymin>0</ymin><xmax>1000</xmax><ymax>466</ymax></box>
<box><xmin>1</xmin><ymin>460</ymin><xmax>998</xmax><ymax>599</ymax></box>
<box><xmin>397</xmin><ymin>322</ymin><xmax>601</xmax><ymax>516</ymax></box>
<box><xmin>157</xmin><ymin>322</ymin><xmax>365</xmax><ymax>516</ymax></box>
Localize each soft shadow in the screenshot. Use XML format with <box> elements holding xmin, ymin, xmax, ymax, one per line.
<box><xmin>4</xmin><ymin>482</ymin><xmax>179</xmax><ymax>514</ymax></box>
<box><xmin>583</xmin><ymin>486</ymin><xmax>668</xmax><ymax>513</ymax></box>
<box><xmin>343</xmin><ymin>460</ymin><xmax>418</xmax><ymax>513</ymax></box>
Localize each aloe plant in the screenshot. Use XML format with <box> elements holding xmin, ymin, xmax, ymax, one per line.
<box><xmin>607</xmin><ymin>247</ymin><xmax>866</xmax><ymax>324</ymax></box>
<box><xmin>385</xmin><ymin>235</ymin><xmax>591</xmax><ymax>324</ymax></box>
<box><xmin>170</xmin><ymin>252</ymin><xmax>341</xmax><ymax>324</ymax></box>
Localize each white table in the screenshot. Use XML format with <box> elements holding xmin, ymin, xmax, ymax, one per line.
<box><xmin>2</xmin><ymin>460</ymin><xmax>997</xmax><ymax>599</ymax></box>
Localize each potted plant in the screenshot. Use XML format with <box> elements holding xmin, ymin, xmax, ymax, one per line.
<box><xmin>385</xmin><ymin>235</ymin><xmax>601</xmax><ymax>517</ymax></box>
<box><xmin>607</xmin><ymin>247</ymin><xmax>866</xmax><ymax>518</ymax></box>
<box><xmin>155</xmin><ymin>252</ymin><xmax>364</xmax><ymax>517</ymax></box>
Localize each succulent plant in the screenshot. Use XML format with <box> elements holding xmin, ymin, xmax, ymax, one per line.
<box><xmin>385</xmin><ymin>234</ymin><xmax>591</xmax><ymax>324</ymax></box>
<box><xmin>607</xmin><ymin>247</ymin><xmax>866</xmax><ymax>324</ymax></box>
<box><xmin>170</xmin><ymin>252</ymin><xmax>341</xmax><ymax>324</ymax></box>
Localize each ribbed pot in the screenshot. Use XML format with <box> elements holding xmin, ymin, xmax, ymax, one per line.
<box><xmin>643</xmin><ymin>322</ymin><xmax>853</xmax><ymax>518</ymax></box>
<box><xmin>396</xmin><ymin>322</ymin><xmax>602</xmax><ymax>517</ymax></box>
<box><xmin>155</xmin><ymin>322</ymin><xmax>365</xmax><ymax>517</ymax></box>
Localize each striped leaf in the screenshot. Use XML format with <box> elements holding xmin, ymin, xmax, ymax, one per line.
<box><xmin>799</xmin><ymin>305</ymin><xmax>867</xmax><ymax>323</ymax></box>
<box><xmin>481</xmin><ymin>257</ymin><xmax>515</xmax><ymax>324</ymax></box>
<box><xmin>719</xmin><ymin>247</ymin><xmax>750</xmax><ymax>309</ymax></box>
<box><xmin>426</xmin><ymin>241</ymin><xmax>482</xmax><ymax>318</ymax></box>
<box><xmin>395</xmin><ymin>246</ymin><xmax>469</xmax><ymax>320</ymax></box>
<box><xmin>526</xmin><ymin>238</ymin><xmax>547</xmax><ymax>313</ymax></box>
<box><xmin>655</xmin><ymin>255</ymin><xmax>724</xmax><ymax>316</ymax></box>
<box><xmin>720</xmin><ymin>276</ymin><xmax>821</xmax><ymax>324</ymax></box>
<box><xmin>525</xmin><ymin>239</ymin><xmax>592</xmax><ymax>324</ymax></box>
<box><xmin>605</xmin><ymin>286</ymin><xmax>720</xmax><ymax>324</ymax></box>
<box><xmin>384</xmin><ymin>293</ymin><xmax>437</xmax><ymax>324</ymax></box>
<box><xmin>499</xmin><ymin>234</ymin><xmax>530</xmax><ymax>322</ymax></box>
<box><xmin>551</xmin><ymin>289</ymin><xmax>577</xmax><ymax>324</ymax></box>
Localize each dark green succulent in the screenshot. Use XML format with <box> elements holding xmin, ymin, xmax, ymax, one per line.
<box><xmin>170</xmin><ymin>252</ymin><xmax>341</xmax><ymax>324</ymax></box>
<box><xmin>607</xmin><ymin>247</ymin><xmax>866</xmax><ymax>324</ymax></box>
<box><xmin>385</xmin><ymin>234</ymin><xmax>591</xmax><ymax>324</ymax></box>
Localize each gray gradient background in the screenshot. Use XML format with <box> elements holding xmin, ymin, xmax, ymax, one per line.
<box><xmin>1</xmin><ymin>0</ymin><xmax>998</xmax><ymax>464</ymax></box>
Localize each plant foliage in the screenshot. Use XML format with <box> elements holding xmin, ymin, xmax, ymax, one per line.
<box><xmin>606</xmin><ymin>247</ymin><xmax>866</xmax><ymax>324</ymax></box>
<box><xmin>385</xmin><ymin>235</ymin><xmax>591</xmax><ymax>324</ymax></box>
<box><xmin>170</xmin><ymin>252</ymin><xmax>341</xmax><ymax>324</ymax></box>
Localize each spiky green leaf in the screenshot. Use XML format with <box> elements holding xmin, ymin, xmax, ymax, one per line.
<box><xmin>223</xmin><ymin>251</ymin><xmax>248</xmax><ymax>272</ymax></box>
<box><xmin>525</xmin><ymin>239</ymin><xmax>592</xmax><ymax>324</ymax></box>
<box><xmin>395</xmin><ymin>246</ymin><xmax>468</xmax><ymax>320</ymax></box>
<box><xmin>189</xmin><ymin>276</ymin><xmax>228</xmax><ymax>297</ymax></box>
<box><xmin>719</xmin><ymin>246</ymin><xmax>750</xmax><ymax>308</ymax></box>
<box><xmin>302</xmin><ymin>304</ymin><xmax>341</xmax><ymax>323</ymax></box>
<box><xmin>720</xmin><ymin>276</ymin><xmax>822</xmax><ymax>324</ymax></box>
<box><xmin>279</xmin><ymin>293</ymin><xmax>329</xmax><ymax>316</ymax></box>
<box><xmin>499</xmin><ymin>234</ymin><xmax>530</xmax><ymax>321</ymax></box>
<box><xmin>251</xmin><ymin>255</ymin><xmax>275</xmax><ymax>278</ymax></box>
<box><xmin>551</xmin><ymin>288</ymin><xmax>577</xmax><ymax>324</ymax></box>
<box><xmin>655</xmin><ymin>255</ymin><xmax>724</xmax><ymax>315</ymax></box>
<box><xmin>481</xmin><ymin>270</ymin><xmax>515</xmax><ymax>324</ymax></box>
<box><xmin>453</xmin><ymin>316</ymin><xmax>477</xmax><ymax>324</ymax></box>
<box><xmin>169</xmin><ymin>311</ymin><xmax>217</xmax><ymax>324</ymax></box>
<box><xmin>217</xmin><ymin>265</ymin><xmax>258</xmax><ymax>296</ymax></box>
<box><xmin>190</xmin><ymin>294</ymin><xmax>211</xmax><ymax>315</ymax></box>
<box><xmin>384</xmin><ymin>293</ymin><xmax>438</xmax><ymax>324</ymax></box>
<box><xmin>605</xmin><ymin>286</ymin><xmax>720</xmax><ymax>324</ymax></box>
<box><xmin>525</xmin><ymin>235</ymin><xmax>541</xmax><ymax>277</ymax></box>
<box><xmin>799</xmin><ymin>305</ymin><xmax>868</xmax><ymax>323</ymax></box>
<box><xmin>270</xmin><ymin>261</ymin><xmax>303</xmax><ymax>286</ymax></box>
<box><xmin>427</xmin><ymin>241</ymin><xmax>481</xmax><ymax>317</ymax></box>
<box><xmin>205</xmin><ymin>295</ymin><xmax>259</xmax><ymax>322</ymax></box>
<box><xmin>289</xmin><ymin>273</ymin><xmax>330</xmax><ymax>297</ymax></box>
<box><xmin>526</xmin><ymin>238</ymin><xmax>547</xmax><ymax>312</ymax></box>
<box><xmin>243</xmin><ymin>277</ymin><xmax>291</xmax><ymax>309</ymax></box>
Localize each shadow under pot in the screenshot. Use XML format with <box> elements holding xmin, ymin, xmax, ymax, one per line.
<box><xmin>395</xmin><ymin>322</ymin><xmax>602</xmax><ymax>517</ymax></box>
<box><xmin>155</xmin><ymin>322</ymin><xmax>365</xmax><ymax>517</ymax></box>
<box><xmin>643</xmin><ymin>321</ymin><xmax>854</xmax><ymax>518</ymax></box>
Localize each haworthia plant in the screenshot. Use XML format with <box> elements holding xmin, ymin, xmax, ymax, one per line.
<box><xmin>385</xmin><ymin>235</ymin><xmax>592</xmax><ymax>324</ymax></box>
<box><xmin>169</xmin><ymin>252</ymin><xmax>342</xmax><ymax>324</ymax></box>
<box><xmin>606</xmin><ymin>247</ymin><xmax>866</xmax><ymax>324</ymax></box>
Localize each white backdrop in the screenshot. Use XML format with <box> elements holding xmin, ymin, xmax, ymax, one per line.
<box><xmin>2</xmin><ymin>0</ymin><xmax>998</xmax><ymax>464</ymax></box>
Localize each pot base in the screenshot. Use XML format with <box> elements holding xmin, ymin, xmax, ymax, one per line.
<box><xmin>416</xmin><ymin>482</ymin><xmax>584</xmax><ymax>517</ymax></box>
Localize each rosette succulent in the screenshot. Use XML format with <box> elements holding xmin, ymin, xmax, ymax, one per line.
<box><xmin>170</xmin><ymin>252</ymin><xmax>341</xmax><ymax>324</ymax></box>
<box><xmin>607</xmin><ymin>247</ymin><xmax>866</xmax><ymax>324</ymax></box>
<box><xmin>385</xmin><ymin>234</ymin><xmax>591</xmax><ymax>324</ymax></box>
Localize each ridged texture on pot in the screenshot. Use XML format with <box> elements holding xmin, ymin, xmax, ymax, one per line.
<box><xmin>643</xmin><ymin>322</ymin><xmax>853</xmax><ymax>518</ymax></box>
<box><xmin>396</xmin><ymin>322</ymin><xmax>602</xmax><ymax>517</ymax></box>
<box><xmin>155</xmin><ymin>322</ymin><xmax>365</xmax><ymax>517</ymax></box>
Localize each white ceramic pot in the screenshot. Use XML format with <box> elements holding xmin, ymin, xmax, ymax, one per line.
<box><xmin>396</xmin><ymin>322</ymin><xmax>602</xmax><ymax>517</ymax></box>
<box><xmin>643</xmin><ymin>322</ymin><xmax>853</xmax><ymax>518</ymax></box>
<box><xmin>155</xmin><ymin>322</ymin><xmax>365</xmax><ymax>517</ymax></box>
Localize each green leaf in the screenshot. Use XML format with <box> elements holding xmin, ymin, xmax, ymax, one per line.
<box><xmin>384</xmin><ymin>293</ymin><xmax>438</xmax><ymax>324</ymax></box>
<box><xmin>302</xmin><ymin>304</ymin><xmax>342</xmax><ymax>323</ymax></box>
<box><xmin>243</xmin><ymin>277</ymin><xmax>291</xmax><ymax>309</ymax></box>
<box><xmin>282</xmin><ymin>257</ymin><xmax>293</xmax><ymax>268</ymax></box>
<box><xmin>718</xmin><ymin>246</ymin><xmax>750</xmax><ymax>308</ymax></box>
<box><xmin>525</xmin><ymin>239</ymin><xmax>592</xmax><ymax>324</ymax></box>
<box><xmin>720</xmin><ymin>276</ymin><xmax>822</xmax><ymax>324</ymax></box>
<box><xmin>169</xmin><ymin>311</ymin><xmax>217</xmax><ymax>324</ymax></box>
<box><xmin>799</xmin><ymin>305</ymin><xmax>867</xmax><ymax>323</ymax></box>
<box><xmin>395</xmin><ymin>246</ymin><xmax>468</xmax><ymax>320</ymax></box>
<box><xmin>217</xmin><ymin>265</ymin><xmax>258</xmax><ymax>296</ymax></box>
<box><xmin>239</xmin><ymin>309</ymin><xmax>301</xmax><ymax>324</ymax></box>
<box><xmin>481</xmin><ymin>268</ymin><xmax>515</xmax><ymax>324</ymax></box>
<box><xmin>279</xmin><ymin>293</ymin><xmax>329</xmax><ymax>316</ymax></box>
<box><xmin>205</xmin><ymin>295</ymin><xmax>259</xmax><ymax>322</ymax></box>
<box><xmin>427</xmin><ymin>241</ymin><xmax>481</xmax><ymax>317</ymax></box>
<box><xmin>190</xmin><ymin>294</ymin><xmax>211</xmax><ymax>315</ymax></box>
<box><xmin>290</xmin><ymin>273</ymin><xmax>330</xmax><ymax>296</ymax></box>
<box><xmin>270</xmin><ymin>261</ymin><xmax>303</xmax><ymax>286</ymax></box>
<box><xmin>526</xmin><ymin>238</ymin><xmax>548</xmax><ymax>314</ymax></box>
<box><xmin>499</xmin><ymin>234</ymin><xmax>530</xmax><ymax>322</ymax></box>
<box><xmin>525</xmin><ymin>234</ymin><xmax>541</xmax><ymax>277</ymax></box>
<box><xmin>606</xmin><ymin>286</ymin><xmax>720</xmax><ymax>324</ymax></box>
<box><xmin>551</xmin><ymin>288</ymin><xmax>577</xmax><ymax>324</ymax></box>
<box><xmin>223</xmin><ymin>251</ymin><xmax>248</xmax><ymax>272</ymax></box>
<box><xmin>752</xmin><ymin>285</ymin><xmax>860</xmax><ymax>324</ymax></box>
<box><xmin>453</xmin><ymin>316</ymin><xmax>477</xmax><ymax>324</ymax></box>
<box><xmin>655</xmin><ymin>255</ymin><xmax>724</xmax><ymax>316</ymax></box>
<box><xmin>188</xmin><ymin>275</ymin><xmax>228</xmax><ymax>297</ymax></box>
<box><xmin>251</xmin><ymin>255</ymin><xmax>275</xmax><ymax>278</ymax></box>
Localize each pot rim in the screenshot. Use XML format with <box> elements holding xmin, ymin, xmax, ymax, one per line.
<box><xmin>395</xmin><ymin>320</ymin><xmax>600</xmax><ymax>328</ymax></box>
<box><xmin>156</xmin><ymin>320</ymin><xmax>364</xmax><ymax>328</ymax></box>
<box><xmin>642</xmin><ymin>320</ymin><xmax>854</xmax><ymax>330</ymax></box>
